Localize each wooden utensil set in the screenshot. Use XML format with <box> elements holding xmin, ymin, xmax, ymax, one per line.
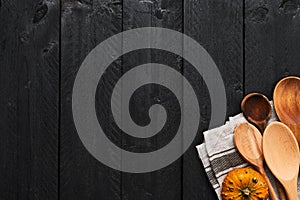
<box><xmin>234</xmin><ymin>76</ymin><xmax>300</xmax><ymax>200</ymax></box>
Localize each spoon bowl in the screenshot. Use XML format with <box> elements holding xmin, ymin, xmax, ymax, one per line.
<box><xmin>274</xmin><ymin>76</ymin><xmax>300</xmax><ymax>146</ymax></box>
<box><xmin>263</xmin><ymin>122</ymin><xmax>299</xmax><ymax>200</ymax></box>
<box><xmin>241</xmin><ymin>93</ymin><xmax>272</xmax><ymax>133</ymax></box>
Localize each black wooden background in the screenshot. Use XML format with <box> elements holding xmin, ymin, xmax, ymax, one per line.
<box><xmin>1</xmin><ymin>0</ymin><xmax>300</xmax><ymax>199</ymax></box>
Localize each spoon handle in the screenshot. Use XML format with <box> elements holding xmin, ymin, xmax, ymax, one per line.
<box><xmin>255</xmin><ymin>120</ymin><xmax>267</xmax><ymax>134</ymax></box>
<box><xmin>258</xmin><ymin>167</ymin><xmax>278</xmax><ymax>200</ymax></box>
<box><xmin>284</xmin><ymin>179</ymin><xmax>298</xmax><ymax>200</ymax></box>
<box><xmin>275</xmin><ymin>180</ymin><xmax>286</xmax><ymax>200</ymax></box>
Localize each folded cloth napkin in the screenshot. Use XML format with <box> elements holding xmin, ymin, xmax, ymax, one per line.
<box><xmin>196</xmin><ymin>102</ymin><xmax>300</xmax><ymax>199</ymax></box>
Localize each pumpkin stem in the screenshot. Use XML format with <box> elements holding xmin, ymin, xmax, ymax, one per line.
<box><xmin>241</xmin><ymin>188</ymin><xmax>251</xmax><ymax>197</ymax></box>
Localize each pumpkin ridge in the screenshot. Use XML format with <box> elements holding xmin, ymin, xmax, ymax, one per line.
<box><xmin>221</xmin><ymin>168</ymin><xmax>269</xmax><ymax>200</ymax></box>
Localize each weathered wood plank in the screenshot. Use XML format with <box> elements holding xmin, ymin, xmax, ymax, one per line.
<box><xmin>183</xmin><ymin>0</ymin><xmax>244</xmax><ymax>199</ymax></box>
<box><xmin>121</xmin><ymin>0</ymin><xmax>183</xmax><ymax>199</ymax></box>
<box><xmin>60</xmin><ymin>0</ymin><xmax>122</xmax><ymax>199</ymax></box>
<box><xmin>245</xmin><ymin>0</ymin><xmax>300</xmax><ymax>97</ymax></box>
<box><xmin>0</xmin><ymin>0</ymin><xmax>59</xmax><ymax>199</ymax></box>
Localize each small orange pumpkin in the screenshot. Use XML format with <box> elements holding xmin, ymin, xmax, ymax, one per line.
<box><xmin>221</xmin><ymin>168</ymin><xmax>269</xmax><ymax>200</ymax></box>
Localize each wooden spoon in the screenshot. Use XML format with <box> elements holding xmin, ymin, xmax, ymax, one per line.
<box><xmin>263</xmin><ymin>122</ymin><xmax>300</xmax><ymax>200</ymax></box>
<box><xmin>234</xmin><ymin>122</ymin><xmax>278</xmax><ymax>200</ymax></box>
<box><xmin>274</xmin><ymin>76</ymin><xmax>300</xmax><ymax>146</ymax></box>
<box><xmin>241</xmin><ymin>93</ymin><xmax>272</xmax><ymax>133</ymax></box>
<box><xmin>241</xmin><ymin>92</ymin><xmax>286</xmax><ymax>199</ymax></box>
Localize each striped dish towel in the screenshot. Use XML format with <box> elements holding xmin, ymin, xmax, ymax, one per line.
<box><xmin>196</xmin><ymin>102</ymin><xmax>300</xmax><ymax>199</ymax></box>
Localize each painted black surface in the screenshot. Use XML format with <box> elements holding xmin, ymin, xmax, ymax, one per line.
<box><xmin>0</xmin><ymin>0</ymin><xmax>300</xmax><ymax>199</ymax></box>
<box><xmin>0</xmin><ymin>0</ymin><xmax>59</xmax><ymax>199</ymax></box>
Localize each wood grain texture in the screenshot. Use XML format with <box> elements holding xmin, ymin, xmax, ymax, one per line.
<box><xmin>121</xmin><ymin>0</ymin><xmax>183</xmax><ymax>199</ymax></box>
<box><xmin>60</xmin><ymin>0</ymin><xmax>122</xmax><ymax>199</ymax></box>
<box><xmin>183</xmin><ymin>0</ymin><xmax>243</xmax><ymax>199</ymax></box>
<box><xmin>273</xmin><ymin>76</ymin><xmax>300</xmax><ymax>145</ymax></box>
<box><xmin>245</xmin><ymin>0</ymin><xmax>300</xmax><ymax>97</ymax></box>
<box><xmin>2</xmin><ymin>0</ymin><xmax>300</xmax><ymax>199</ymax></box>
<box><xmin>0</xmin><ymin>0</ymin><xmax>59</xmax><ymax>199</ymax></box>
<box><xmin>263</xmin><ymin>122</ymin><xmax>300</xmax><ymax>200</ymax></box>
